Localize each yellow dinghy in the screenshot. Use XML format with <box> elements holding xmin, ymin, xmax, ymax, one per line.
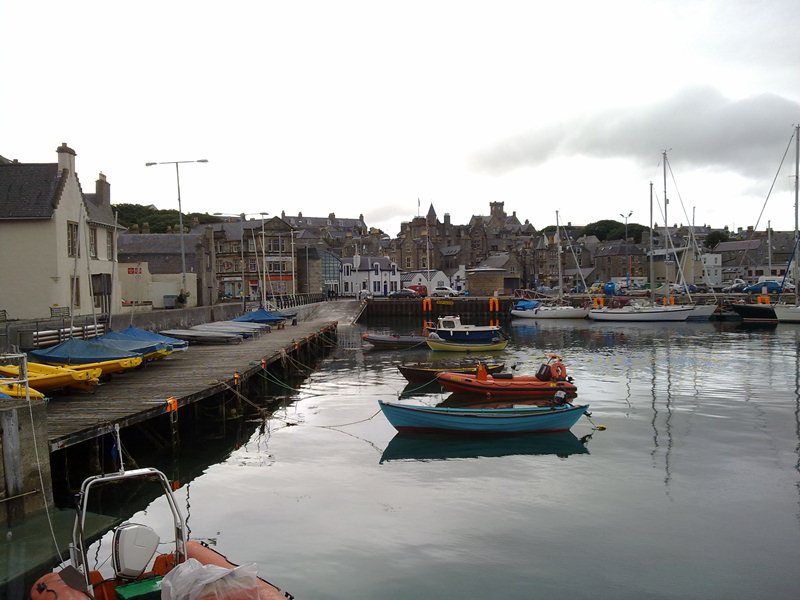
<box><xmin>425</xmin><ymin>337</ymin><xmax>509</xmax><ymax>352</ymax></box>
<box><xmin>55</xmin><ymin>356</ymin><xmax>143</xmax><ymax>376</ymax></box>
<box><xmin>1</xmin><ymin>379</ymin><xmax>46</xmax><ymax>399</ymax></box>
<box><xmin>0</xmin><ymin>363</ymin><xmax>101</xmax><ymax>393</ymax></box>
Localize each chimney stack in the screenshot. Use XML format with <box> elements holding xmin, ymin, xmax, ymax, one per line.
<box><xmin>56</xmin><ymin>143</ymin><xmax>76</xmax><ymax>173</ymax></box>
<box><xmin>95</xmin><ymin>173</ymin><xmax>110</xmax><ymax>206</ymax></box>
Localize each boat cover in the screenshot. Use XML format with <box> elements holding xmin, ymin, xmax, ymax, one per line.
<box><xmin>95</xmin><ymin>333</ymin><xmax>168</xmax><ymax>356</ymax></box>
<box><xmin>232</xmin><ymin>309</ymin><xmax>286</xmax><ymax>324</ymax></box>
<box><xmin>106</xmin><ymin>326</ymin><xmax>189</xmax><ymax>350</ymax></box>
<box><xmin>512</xmin><ymin>299</ymin><xmax>540</xmax><ymax>311</ymax></box>
<box><xmin>0</xmin><ymin>391</ymin><xmax>12</xmax><ymax>399</ymax></box>
<box><xmin>31</xmin><ymin>338</ymin><xmax>141</xmax><ymax>364</ymax></box>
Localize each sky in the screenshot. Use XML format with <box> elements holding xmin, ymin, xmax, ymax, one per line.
<box><xmin>3</xmin><ymin>0</ymin><xmax>800</xmax><ymax>237</ymax></box>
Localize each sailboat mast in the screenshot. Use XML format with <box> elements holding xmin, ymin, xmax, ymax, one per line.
<box><xmin>650</xmin><ymin>181</ymin><xmax>655</xmax><ymax>305</ymax></box>
<box><xmin>794</xmin><ymin>124</ymin><xmax>799</xmax><ymax>306</ymax></box>
<box><xmin>556</xmin><ymin>210</ymin><xmax>563</xmax><ymax>300</ymax></box>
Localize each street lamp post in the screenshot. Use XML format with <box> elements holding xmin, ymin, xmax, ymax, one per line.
<box><xmin>620</xmin><ymin>211</ymin><xmax>633</xmax><ymax>288</ymax></box>
<box><xmin>145</xmin><ymin>159</ymin><xmax>208</xmax><ymax>296</ymax></box>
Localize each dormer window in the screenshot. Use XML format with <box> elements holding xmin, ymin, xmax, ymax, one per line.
<box><xmin>344</xmin><ymin>264</ymin><xmax>351</xmax><ymax>276</ymax></box>
<box><xmin>374</xmin><ymin>263</ymin><xmax>380</xmax><ymax>275</ymax></box>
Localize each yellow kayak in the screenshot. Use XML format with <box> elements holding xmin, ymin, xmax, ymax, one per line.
<box><xmin>53</xmin><ymin>357</ymin><xmax>143</xmax><ymax>376</ymax></box>
<box><xmin>1</xmin><ymin>379</ymin><xmax>45</xmax><ymax>399</ymax></box>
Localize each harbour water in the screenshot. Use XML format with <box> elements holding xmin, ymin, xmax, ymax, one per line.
<box><xmin>9</xmin><ymin>318</ymin><xmax>800</xmax><ymax>598</ymax></box>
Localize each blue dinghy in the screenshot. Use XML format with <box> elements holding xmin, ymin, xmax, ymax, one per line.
<box><xmin>378</xmin><ymin>400</ymin><xmax>588</xmax><ymax>434</ymax></box>
<box><xmin>104</xmin><ymin>325</ymin><xmax>189</xmax><ymax>351</ymax></box>
<box><xmin>233</xmin><ymin>308</ymin><xmax>286</xmax><ymax>324</ymax></box>
<box><xmin>31</xmin><ymin>338</ymin><xmax>141</xmax><ymax>365</ymax></box>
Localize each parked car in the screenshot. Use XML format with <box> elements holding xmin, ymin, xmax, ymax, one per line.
<box><xmin>722</xmin><ymin>279</ymin><xmax>748</xmax><ymax>293</ymax></box>
<box><xmin>431</xmin><ymin>286</ymin><xmax>460</xmax><ymax>297</ymax></box>
<box><xmin>388</xmin><ymin>288</ymin><xmax>420</xmax><ymax>298</ymax></box>
<box><xmin>407</xmin><ymin>284</ymin><xmax>428</xmax><ymax>297</ymax></box>
<box><xmin>743</xmin><ymin>280</ymin><xmax>785</xmax><ymax>294</ymax></box>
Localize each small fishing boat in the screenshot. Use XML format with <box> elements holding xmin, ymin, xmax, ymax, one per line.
<box><xmin>378</xmin><ymin>400</ymin><xmax>588</xmax><ymax>433</ymax></box>
<box><xmin>398</xmin><ymin>362</ymin><xmax>505</xmax><ymax>383</ymax></box>
<box><xmin>427</xmin><ymin>315</ymin><xmax>505</xmax><ymax>343</ymax></box>
<box><xmin>190</xmin><ymin>321</ymin><xmax>268</xmax><ymax>338</ymax></box>
<box><xmin>436</xmin><ymin>356</ymin><xmax>576</xmax><ymax>398</ymax></box>
<box><xmin>425</xmin><ymin>334</ymin><xmax>508</xmax><ymax>352</ymax></box>
<box><xmin>361</xmin><ymin>333</ymin><xmax>428</xmax><ymax>349</ymax></box>
<box><xmin>30</xmin><ymin>445</ymin><xmax>292</xmax><ymax>600</ymax></box>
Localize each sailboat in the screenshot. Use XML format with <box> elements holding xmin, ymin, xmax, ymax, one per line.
<box><xmin>732</xmin><ymin>125</ymin><xmax>799</xmax><ymax>324</ymax></box>
<box><xmin>511</xmin><ymin>211</ymin><xmax>589</xmax><ymax>319</ymax></box>
<box><xmin>773</xmin><ymin>125</ymin><xmax>800</xmax><ymax>323</ymax></box>
<box><xmin>589</xmin><ymin>158</ymin><xmax>693</xmax><ymax>323</ymax></box>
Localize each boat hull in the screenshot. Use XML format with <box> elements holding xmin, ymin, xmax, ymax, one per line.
<box><xmin>398</xmin><ymin>363</ymin><xmax>505</xmax><ymax>383</ymax></box>
<box><xmin>588</xmin><ymin>305</ymin><xmax>693</xmax><ymax>321</ymax></box>
<box><xmin>685</xmin><ymin>303</ymin><xmax>718</xmax><ymax>321</ymax></box>
<box><xmin>774</xmin><ymin>304</ymin><xmax>800</xmax><ymax>323</ymax></box>
<box><xmin>511</xmin><ymin>306</ymin><xmax>589</xmax><ymax>319</ymax></box>
<box><xmin>426</xmin><ymin>338</ymin><xmax>509</xmax><ymax>352</ymax></box>
<box><xmin>378</xmin><ymin>400</ymin><xmax>588</xmax><ymax>433</ymax></box>
<box><xmin>436</xmin><ymin>372</ymin><xmax>577</xmax><ymax>398</ymax></box>
<box><xmin>362</xmin><ymin>333</ymin><xmax>428</xmax><ymax>349</ymax></box>
<box><xmin>730</xmin><ymin>303</ymin><xmax>777</xmax><ymax>323</ymax></box>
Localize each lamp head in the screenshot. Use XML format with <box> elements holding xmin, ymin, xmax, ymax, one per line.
<box><xmin>145</xmin><ymin>162</ymin><xmax>157</xmax><ymax>166</ymax></box>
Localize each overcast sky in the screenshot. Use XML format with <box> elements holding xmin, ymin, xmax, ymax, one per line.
<box><xmin>3</xmin><ymin>0</ymin><xmax>800</xmax><ymax>236</ymax></box>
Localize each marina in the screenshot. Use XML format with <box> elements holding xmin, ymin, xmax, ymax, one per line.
<box><xmin>4</xmin><ymin>310</ymin><xmax>800</xmax><ymax>598</ymax></box>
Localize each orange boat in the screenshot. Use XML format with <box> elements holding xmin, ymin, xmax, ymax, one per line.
<box><xmin>436</xmin><ymin>355</ymin><xmax>577</xmax><ymax>399</ymax></box>
<box><xmin>30</xmin><ymin>465</ymin><xmax>291</xmax><ymax>600</ymax></box>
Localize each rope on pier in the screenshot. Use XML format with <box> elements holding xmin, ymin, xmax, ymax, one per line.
<box><xmin>214</xmin><ymin>380</ymin><xmax>268</xmax><ymax>418</ymax></box>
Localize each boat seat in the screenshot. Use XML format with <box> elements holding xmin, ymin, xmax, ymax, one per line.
<box><xmin>112</xmin><ymin>523</ymin><xmax>160</xmax><ymax>580</ymax></box>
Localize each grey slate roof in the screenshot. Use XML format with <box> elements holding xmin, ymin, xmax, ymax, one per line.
<box><xmin>713</xmin><ymin>240</ymin><xmax>761</xmax><ymax>252</ymax></box>
<box><xmin>84</xmin><ymin>193</ymin><xmax>118</xmax><ymax>227</ymax></box>
<box><xmin>0</xmin><ymin>163</ymin><xmax>63</xmax><ymax>219</ymax></box>
<box><xmin>118</xmin><ymin>233</ymin><xmax>202</xmax><ymax>254</ymax></box>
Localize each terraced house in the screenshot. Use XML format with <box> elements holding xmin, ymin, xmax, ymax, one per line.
<box><xmin>0</xmin><ymin>143</ymin><xmax>122</xmax><ymax>320</ymax></box>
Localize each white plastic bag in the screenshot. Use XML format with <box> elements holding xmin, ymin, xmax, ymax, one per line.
<box><xmin>161</xmin><ymin>557</ymin><xmax>259</xmax><ymax>600</ymax></box>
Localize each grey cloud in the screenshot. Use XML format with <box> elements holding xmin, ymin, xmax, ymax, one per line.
<box><xmin>473</xmin><ymin>87</ymin><xmax>800</xmax><ymax>178</ymax></box>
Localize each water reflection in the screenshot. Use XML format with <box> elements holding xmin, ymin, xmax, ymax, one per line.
<box><xmin>380</xmin><ymin>431</ymin><xmax>591</xmax><ymax>463</ymax></box>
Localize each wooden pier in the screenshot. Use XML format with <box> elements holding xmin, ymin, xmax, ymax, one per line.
<box><xmin>42</xmin><ymin>304</ymin><xmax>351</xmax><ymax>453</ymax></box>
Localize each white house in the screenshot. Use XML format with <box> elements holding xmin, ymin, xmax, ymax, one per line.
<box><xmin>400</xmin><ymin>269</ymin><xmax>449</xmax><ymax>291</ymax></box>
<box><xmin>341</xmin><ymin>254</ymin><xmax>401</xmax><ymax>297</ymax></box>
<box><xmin>0</xmin><ymin>144</ymin><xmax>123</xmax><ymax>320</ymax></box>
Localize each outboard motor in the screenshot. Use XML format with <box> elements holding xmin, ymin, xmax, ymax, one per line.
<box><xmin>536</xmin><ymin>363</ymin><xmax>552</xmax><ymax>381</ymax></box>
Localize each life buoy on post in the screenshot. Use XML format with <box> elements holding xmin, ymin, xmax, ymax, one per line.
<box><xmin>422</xmin><ymin>297</ymin><xmax>432</xmax><ymax>312</ymax></box>
<box><xmin>592</xmin><ymin>297</ymin><xmax>604</xmax><ymax>308</ymax></box>
<box><xmin>489</xmin><ymin>297</ymin><xmax>500</xmax><ymax>312</ymax></box>
<box><xmin>669</xmin><ymin>295</ymin><xmax>675</xmax><ymax>305</ymax></box>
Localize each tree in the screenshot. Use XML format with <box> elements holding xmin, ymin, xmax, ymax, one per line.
<box><xmin>703</xmin><ymin>230</ymin><xmax>730</xmax><ymax>249</ymax></box>
<box><xmin>112</xmin><ymin>203</ymin><xmax>222</xmax><ymax>233</ymax></box>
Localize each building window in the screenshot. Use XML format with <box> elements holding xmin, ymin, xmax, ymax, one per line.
<box><xmin>67</xmin><ymin>221</ymin><xmax>79</xmax><ymax>257</ymax></box>
<box><xmin>405</xmin><ymin>257</ymin><xmax>412</xmax><ymax>268</ymax></box>
<box><xmin>373</xmin><ymin>281</ymin><xmax>380</xmax><ymax>292</ymax></box>
<box><xmin>248</xmin><ymin>258</ymin><xmax>258</xmax><ymax>272</ymax></box>
<box><xmin>344</xmin><ymin>265</ymin><xmax>351</xmax><ymax>276</ymax></box>
<box><xmin>391</xmin><ymin>264</ymin><xmax>397</xmax><ymax>276</ymax></box>
<box><xmin>344</xmin><ymin>281</ymin><xmax>350</xmax><ymax>293</ymax></box>
<box><xmin>70</xmin><ymin>276</ymin><xmax>80</xmax><ymax>307</ymax></box>
<box><xmin>374</xmin><ymin>263</ymin><xmax>380</xmax><ymax>276</ymax></box>
<box><xmin>89</xmin><ymin>226</ymin><xmax>98</xmax><ymax>258</ymax></box>
<box><xmin>106</xmin><ymin>230</ymin><xmax>114</xmax><ymax>261</ymax></box>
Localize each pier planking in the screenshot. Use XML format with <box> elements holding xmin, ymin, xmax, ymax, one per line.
<box><xmin>42</xmin><ymin>318</ymin><xmax>338</xmax><ymax>452</ymax></box>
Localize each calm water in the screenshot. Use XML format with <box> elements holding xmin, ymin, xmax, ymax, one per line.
<box><xmin>11</xmin><ymin>319</ymin><xmax>800</xmax><ymax>598</ymax></box>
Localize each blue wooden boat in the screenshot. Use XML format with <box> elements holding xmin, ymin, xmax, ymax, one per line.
<box><xmin>378</xmin><ymin>400</ymin><xmax>588</xmax><ymax>433</ymax></box>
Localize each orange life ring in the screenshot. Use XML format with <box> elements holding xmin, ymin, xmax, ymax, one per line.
<box><xmin>551</xmin><ymin>362</ymin><xmax>567</xmax><ymax>380</ymax></box>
